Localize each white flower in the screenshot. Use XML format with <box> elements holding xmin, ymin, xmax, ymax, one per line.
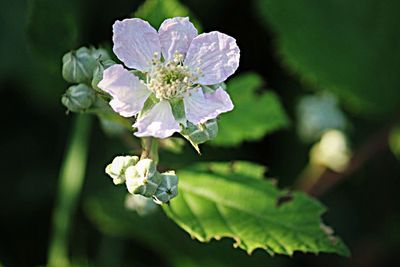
<box><xmin>98</xmin><ymin>17</ymin><xmax>240</xmax><ymax>138</ymax></box>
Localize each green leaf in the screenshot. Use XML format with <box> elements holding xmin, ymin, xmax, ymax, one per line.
<box><xmin>256</xmin><ymin>0</ymin><xmax>400</xmax><ymax>115</ymax></box>
<box><xmin>212</xmin><ymin>73</ymin><xmax>290</xmax><ymax>146</ymax></box>
<box><xmin>134</xmin><ymin>0</ymin><xmax>201</xmax><ymax>30</ymax></box>
<box><xmin>163</xmin><ymin>161</ymin><xmax>349</xmax><ymax>256</ymax></box>
<box><xmin>85</xmin><ymin>188</ymin><xmax>288</xmax><ymax>267</ymax></box>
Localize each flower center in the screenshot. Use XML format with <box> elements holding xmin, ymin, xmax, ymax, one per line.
<box><xmin>148</xmin><ymin>52</ymin><xmax>197</xmax><ymax>100</ymax></box>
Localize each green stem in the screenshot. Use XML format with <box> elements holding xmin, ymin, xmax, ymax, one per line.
<box><xmin>47</xmin><ymin>114</ymin><xmax>92</xmax><ymax>267</ymax></box>
<box><xmin>140</xmin><ymin>137</ymin><xmax>159</xmax><ymax>163</ymax></box>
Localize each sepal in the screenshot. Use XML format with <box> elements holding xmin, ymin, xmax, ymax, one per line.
<box><xmin>153</xmin><ymin>171</ymin><xmax>179</xmax><ymax>204</ymax></box>
<box><xmin>125</xmin><ymin>159</ymin><xmax>162</xmax><ymax>197</ymax></box>
<box><xmin>181</xmin><ymin>119</ymin><xmax>219</xmax><ymax>153</ymax></box>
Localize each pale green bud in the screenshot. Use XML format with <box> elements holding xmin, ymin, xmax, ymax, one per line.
<box><xmin>125</xmin><ymin>159</ymin><xmax>162</xmax><ymax>197</ymax></box>
<box><xmin>92</xmin><ymin>59</ymin><xmax>115</xmax><ymax>92</ymax></box>
<box><xmin>62</xmin><ymin>47</ymin><xmax>97</xmax><ymax>84</ymax></box>
<box><xmin>125</xmin><ymin>194</ymin><xmax>158</xmax><ymax>216</ymax></box>
<box><xmin>153</xmin><ymin>171</ymin><xmax>178</xmax><ymax>204</ymax></box>
<box><xmin>105</xmin><ymin>155</ymin><xmax>139</xmax><ymax>185</ymax></box>
<box><xmin>61</xmin><ymin>84</ymin><xmax>96</xmax><ymax>113</ymax></box>
<box><xmin>89</xmin><ymin>47</ymin><xmax>111</xmax><ymax>61</ymax></box>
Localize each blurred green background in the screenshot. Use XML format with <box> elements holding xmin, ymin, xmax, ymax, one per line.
<box><xmin>1</xmin><ymin>0</ymin><xmax>400</xmax><ymax>266</ymax></box>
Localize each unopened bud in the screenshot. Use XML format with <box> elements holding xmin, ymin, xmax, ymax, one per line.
<box><xmin>105</xmin><ymin>155</ymin><xmax>139</xmax><ymax>185</ymax></box>
<box><xmin>90</xmin><ymin>47</ymin><xmax>111</xmax><ymax>61</ymax></box>
<box><xmin>125</xmin><ymin>159</ymin><xmax>162</xmax><ymax>197</ymax></box>
<box><xmin>62</xmin><ymin>47</ymin><xmax>97</xmax><ymax>84</ymax></box>
<box><xmin>61</xmin><ymin>84</ymin><xmax>96</xmax><ymax>113</ymax></box>
<box><xmin>153</xmin><ymin>171</ymin><xmax>178</xmax><ymax>204</ymax></box>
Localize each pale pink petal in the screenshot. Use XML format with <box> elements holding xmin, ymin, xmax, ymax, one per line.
<box><xmin>113</xmin><ymin>18</ymin><xmax>161</xmax><ymax>71</ymax></box>
<box><xmin>184</xmin><ymin>31</ymin><xmax>240</xmax><ymax>85</ymax></box>
<box><xmin>158</xmin><ymin>17</ymin><xmax>198</xmax><ymax>61</ymax></box>
<box><xmin>133</xmin><ymin>101</ymin><xmax>180</xmax><ymax>138</ymax></box>
<box><xmin>98</xmin><ymin>64</ymin><xmax>151</xmax><ymax>117</ymax></box>
<box><xmin>184</xmin><ymin>87</ymin><xmax>234</xmax><ymax>125</ymax></box>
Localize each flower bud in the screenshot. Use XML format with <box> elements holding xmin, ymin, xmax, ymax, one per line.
<box><xmin>92</xmin><ymin>59</ymin><xmax>115</xmax><ymax>92</ymax></box>
<box><xmin>62</xmin><ymin>47</ymin><xmax>97</xmax><ymax>84</ymax></box>
<box><xmin>125</xmin><ymin>194</ymin><xmax>158</xmax><ymax>216</ymax></box>
<box><xmin>61</xmin><ymin>84</ymin><xmax>96</xmax><ymax>113</ymax></box>
<box><xmin>125</xmin><ymin>159</ymin><xmax>162</xmax><ymax>197</ymax></box>
<box><xmin>89</xmin><ymin>47</ymin><xmax>111</xmax><ymax>61</ymax></box>
<box><xmin>153</xmin><ymin>171</ymin><xmax>178</xmax><ymax>204</ymax></box>
<box><xmin>310</xmin><ymin>130</ymin><xmax>351</xmax><ymax>172</ymax></box>
<box><xmin>105</xmin><ymin>155</ymin><xmax>139</xmax><ymax>185</ymax></box>
<box><xmin>182</xmin><ymin>119</ymin><xmax>219</xmax><ymax>145</ymax></box>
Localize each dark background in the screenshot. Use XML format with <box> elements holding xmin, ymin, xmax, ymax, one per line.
<box><xmin>1</xmin><ymin>0</ymin><xmax>400</xmax><ymax>266</ymax></box>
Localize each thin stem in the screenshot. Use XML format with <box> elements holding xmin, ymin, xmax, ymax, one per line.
<box><xmin>47</xmin><ymin>115</ymin><xmax>92</xmax><ymax>267</ymax></box>
<box><xmin>140</xmin><ymin>137</ymin><xmax>159</xmax><ymax>163</ymax></box>
<box><xmin>140</xmin><ymin>137</ymin><xmax>153</xmax><ymax>159</ymax></box>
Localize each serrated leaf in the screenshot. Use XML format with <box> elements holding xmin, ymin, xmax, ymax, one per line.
<box><xmin>163</xmin><ymin>161</ymin><xmax>349</xmax><ymax>256</ymax></box>
<box><xmin>85</xmin><ymin>189</ymin><xmax>288</xmax><ymax>267</ymax></box>
<box><xmin>212</xmin><ymin>73</ymin><xmax>290</xmax><ymax>146</ymax></box>
<box><xmin>256</xmin><ymin>0</ymin><xmax>400</xmax><ymax>116</ymax></box>
<box><xmin>134</xmin><ymin>0</ymin><xmax>201</xmax><ymax>30</ymax></box>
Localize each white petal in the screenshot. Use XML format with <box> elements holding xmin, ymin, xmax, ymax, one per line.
<box><xmin>184</xmin><ymin>87</ymin><xmax>234</xmax><ymax>125</ymax></box>
<box><xmin>98</xmin><ymin>64</ymin><xmax>151</xmax><ymax>117</ymax></box>
<box><xmin>184</xmin><ymin>31</ymin><xmax>240</xmax><ymax>85</ymax></box>
<box><xmin>158</xmin><ymin>17</ymin><xmax>198</xmax><ymax>61</ymax></box>
<box><xmin>113</xmin><ymin>18</ymin><xmax>161</xmax><ymax>71</ymax></box>
<box><xmin>133</xmin><ymin>101</ymin><xmax>180</xmax><ymax>139</ymax></box>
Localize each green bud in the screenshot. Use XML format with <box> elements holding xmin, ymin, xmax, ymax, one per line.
<box><xmin>105</xmin><ymin>155</ymin><xmax>139</xmax><ymax>185</ymax></box>
<box><xmin>153</xmin><ymin>171</ymin><xmax>178</xmax><ymax>203</ymax></box>
<box><xmin>125</xmin><ymin>159</ymin><xmax>162</xmax><ymax>197</ymax></box>
<box><xmin>92</xmin><ymin>59</ymin><xmax>115</xmax><ymax>92</ymax></box>
<box><xmin>182</xmin><ymin>119</ymin><xmax>219</xmax><ymax>145</ymax></box>
<box><xmin>62</xmin><ymin>47</ymin><xmax>98</xmax><ymax>84</ymax></box>
<box><xmin>61</xmin><ymin>84</ymin><xmax>96</xmax><ymax>113</ymax></box>
<box><xmin>125</xmin><ymin>194</ymin><xmax>158</xmax><ymax>216</ymax></box>
<box><xmin>89</xmin><ymin>47</ymin><xmax>111</xmax><ymax>61</ymax></box>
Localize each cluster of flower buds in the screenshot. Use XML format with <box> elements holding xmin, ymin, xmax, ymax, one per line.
<box><xmin>105</xmin><ymin>156</ymin><xmax>178</xmax><ymax>204</ymax></box>
<box><xmin>61</xmin><ymin>46</ymin><xmax>115</xmax><ymax>113</ymax></box>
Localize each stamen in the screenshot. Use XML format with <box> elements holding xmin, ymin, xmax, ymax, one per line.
<box><xmin>147</xmin><ymin>52</ymin><xmax>197</xmax><ymax>100</ymax></box>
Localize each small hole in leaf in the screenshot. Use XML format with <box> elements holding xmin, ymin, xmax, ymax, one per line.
<box><xmin>276</xmin><ymin>192</ymin><xmax>293</xmax><ymax>207</ymax></box>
